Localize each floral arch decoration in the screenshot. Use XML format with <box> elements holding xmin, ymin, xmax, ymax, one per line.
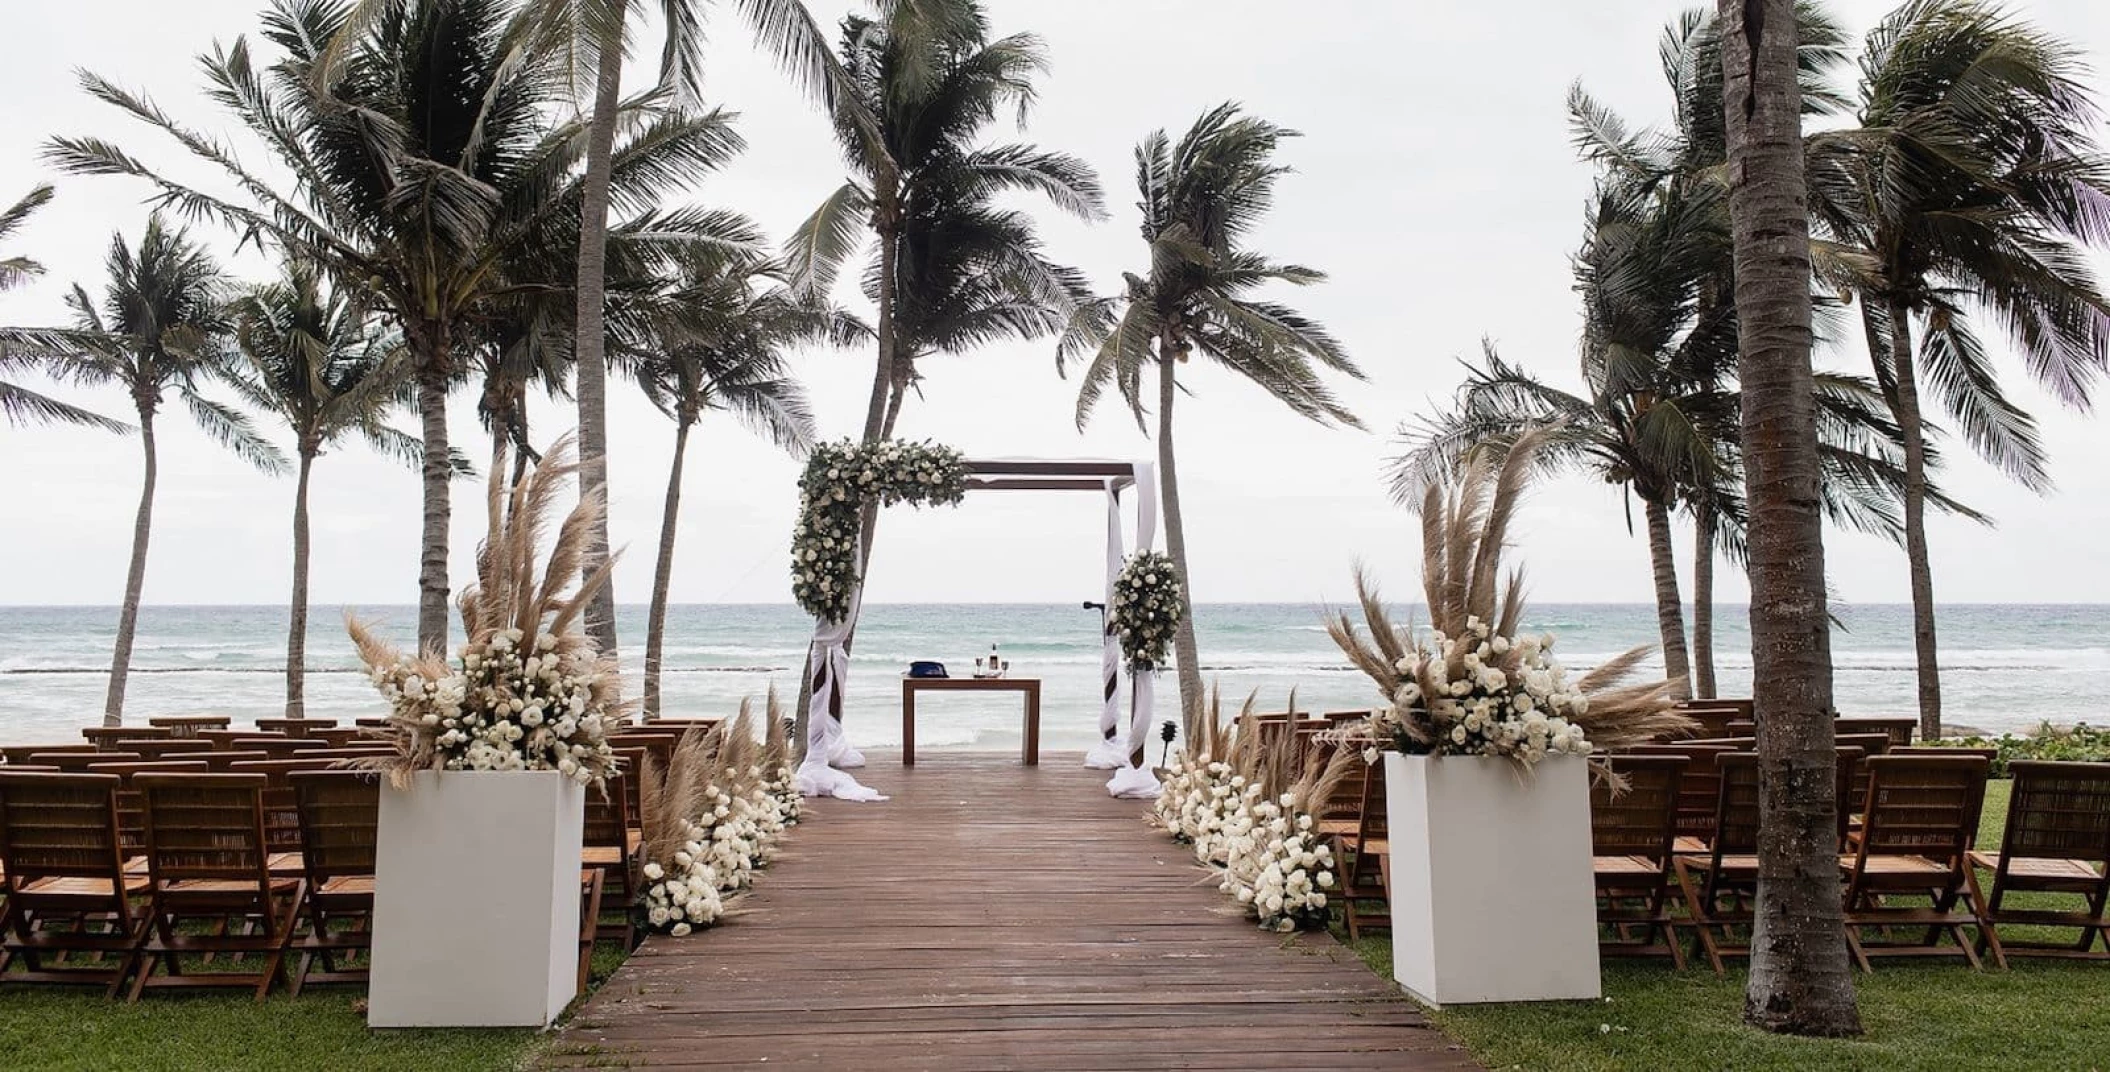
<box><xmin>790</xmin><ymin>442</ymin><xmax>1162</xmax><ymax>802</ymax></box>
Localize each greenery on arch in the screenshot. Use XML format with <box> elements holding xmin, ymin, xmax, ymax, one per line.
<box><xmin>790</xmin><ymin>439</ymin><xmax>969</xmax><ymax>623</ymax></box>
<box><xmin>1110</xmin><ymin>550</ymin><xmax>1184</xmax><ymax>672</ymax></box>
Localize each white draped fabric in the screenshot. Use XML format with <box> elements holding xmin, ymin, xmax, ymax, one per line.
<box><xmin>795</xmin><ymin>591</ymin><xmax>886</xmax><ymax>802</ymax></box>
<box><xmin>1104</xmin><ymin>463</ymin><xmax>1162</xmax><ymax>799</ymax></box>
<box><xmin>1083</xmin><ymin>480</ymin><xmax>1130</xmax><ymax>771</ymax></box>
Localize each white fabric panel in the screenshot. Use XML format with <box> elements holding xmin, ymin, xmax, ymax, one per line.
<box><xmin>1106</xmin><ymin>668</ymin><xmax>1162</xmax><ymax>799</ymax></box>
<box><xmin>1084</xmin><ymin>479</ymin><xmax>1127</xmax><ymax>770</ymax></box>
<box><xmin>796</xmin><ymin>591</ymin><xmax>885</xmax><ymax>801</ymax></box>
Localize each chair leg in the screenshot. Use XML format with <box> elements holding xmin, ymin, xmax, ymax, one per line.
<box><xmin>1843</xmin><ymin>922</ymin><xmax>1873</xmax><ymax>974</ymax></box>
<box><xmin>1673</xmin><ymin>861</ymin><xmax>1724</xmax><ymax>977</ymax></box>
<box><xmin>1965</xmin><ymin>869</ymin><xmax>2006</xmax><ymax>970</ymax></box>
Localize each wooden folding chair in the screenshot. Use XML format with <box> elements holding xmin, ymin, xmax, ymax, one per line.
<box><xmin>1837</xmin><ymin>717</ymin><xmax>1917</xmax><ymax>748</ymax></box>
<box><xmin>1626</xmin><ymin>743</ymin><xmax>1734</xmax><ymax>853</ymax></box>
<box><xmin>29</xmin><ymin>752</ymin><xmax>142</xmax><ymax>772</ymax></box>
<box><xmin>583</xmin><ymin>771</ymin><xmax>641</xmax><ymax>950</ymax></box>
<box><xmin>255</xmin><ymin>718</ymin><xmax>338</xmax><ymax>738</ymax></box>
<box><xmin>1839</xmin><ymin>754</ymin><xmax>1990</xmax><ymax>972</ymax></box>
<box><xmin>232</xmin><ymin>758</ymin><xmax>341</xmax><ymax>879</ymax></box>
<box><xmin>1592</xmin><ymin>755</ymin><xmax>1688</xmax><ymax>968</ymax></box>
<box><xmin>0</xmin><ymin>771</ymin><xmax>151</xmax><ymax>995</ymax></box>
<box><xmin>1836</xmin><ymin>733</ymin><xmax>1894</xmax><ymax>758</ymax></box>
<box><xmin>148</xmin><ymin>715</ymin><xmax>232</xmax><ymax>736</ymax></box>
<box><xmin>125</xmin><ymin>739</ymin><xmax>218</xmax><ymax>761</ymax></box>
<box><xmin>1672</xmin><ymin>751</ymin><xmax>1759</xmax><ymax>974</ymax></box>
<box><xmin>287</xmin><ymin>770</ymin><xmax>381</xmax><ymax>994</ymax></box>
<box><xmin>1968</xmin><ymin>761</ymin><xmax>2110</xmax><ymax>966</ymax></box>
<box><xmin>128</xmin><ymin>773</ymin><xmax>306</xmax><ymax>1001</ymax></box>
<box><xmin>4</xmin><ymin>745</ymin><xmax>97</xmax><ymax>766</ymax></box>
<box><xmin>1337</xmin><ymin>754</ymin><xmax>1389</xmax><ymax>940</ymax></box>
<box><xmin>81</xmin><ymin>726</ymin><xmax>173</xmax><ymax>751</ymax></box>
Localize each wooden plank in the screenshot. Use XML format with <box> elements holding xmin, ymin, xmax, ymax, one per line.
<box><xmin>541</xmin><ymin>754</ymin><xmax>1471</xmax><ymax>1071</ymax></box>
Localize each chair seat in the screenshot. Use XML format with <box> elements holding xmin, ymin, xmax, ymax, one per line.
<box><xmin>162</xmin><ymin>877</ymin><xmax>303</xmax><ymax>896</ymax></box>
<box><xmin>269</xmin><ymin>852</ymin><xmax>305</xmax><ymax>876</ymax></box>
<box><xmin>1673</xmin><ymin>836</ymin><xmax>1709</xmax><ymax>854</ymax></box>
<box><xmin>1843</xmin><ymin>853</ymin><xmax>1948</xmax><ymax>876</ymax></box>
<box><xmin>1358</xmin><ymin>838</ymin><xmax>1387</xmax><ymax>856</ymax></box>
<box><xmin>1969</xmin><ymin>852</ymin><xmax>2105</xmax><ymax>882</ymax></box>
<box><xmin>582</xmin><ymin>846</ymin><xmax>625</xmax><ymax>868</ymax></box>
<box><xmin>1593</xmin><ymin>854</ymin><xmax>1663</xmax><ymax>876</ymax></box>
<box><xmin>1678</xmin><ymin>852</ymin><xmax>1760</xmax><ymax>873</ymax></box>
<box><xmin>1315</xmin><ymin>818</ymin><xmax>1359</xmax><ymax>837</ymax></box>
<box><xmin>318</xmin><ymin>875</ymin><xmax>376</xmax><ymax>896</ymax></box>
<box><xmin>18</xmin><ymin>874</ymin><xmax>150</xmax><ymax>898</ymax></box>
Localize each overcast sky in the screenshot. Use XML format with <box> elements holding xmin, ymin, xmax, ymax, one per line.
<box><xmin>2</xmin><ymin>0</ymin><xmax>2106</xmax><ymax>610</ymax></box>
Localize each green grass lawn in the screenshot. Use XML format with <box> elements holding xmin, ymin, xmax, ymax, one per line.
<box><xmin>1344</xmin><ymin>780</ymin><xmax>2110</xmax><ymax>1072</ymax></box>
<box><xmin>0</xmin><ymin>941</ymin><xmax>630</xmax><ymax>1071</ymax></box>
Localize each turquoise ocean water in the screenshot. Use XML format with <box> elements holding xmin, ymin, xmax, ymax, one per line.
<box><xmin>0</xmin><ymin>603</ymin><xmax>2101</xmax><ymax>748</ymax></box>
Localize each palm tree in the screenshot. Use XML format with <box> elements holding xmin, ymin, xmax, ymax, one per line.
<box><xmin>785</xmin><ymin>0</ymin><xmax>1101</xmax><ymax>741</ymax></box>
<box><xmin>0</xmin><ymin>184</ymin><xmax>129</xmax><ymax>431</ymax></box>
<box><xmin>49</xmin><ymin>218</ymin><xmax>285</xmax><ymax>726</ymax></box>
<box><xmin>1567</xmin><ymin>4</ymin><xmax>1850</xmax><ymax>697</ymax></box>
<box><xmin>51</xmin><ymin>0</ymin><xmax>749</xmax><ymax>655</ymax></box>
<box><xmin>526</xmin><ymin>0</ymin><xmax>843</xmax><ymax>659</ymax></box>
<box><xmin>624</xmin><ymin>246</ymin><xmax>842</xmax><ymax>717</ymax></box>
<box><xmin>227</xmin><ymin>264</ymin><xmax>421</xmax><ymax>718</ymax></box>
<box><xmin>1805</xmin><ymin>0</ymin><xmax>2110</xmax><ymax>739</ymax></box>
<box><xmin>1719</xmin><ymin>0</ymin><xmax>1861</xmax><ymax>1036</ymax></box>
<box><xmin>1060</xmin><ymin>103</ymin><xmax>1362</xmax><ymax>726</ymax></box>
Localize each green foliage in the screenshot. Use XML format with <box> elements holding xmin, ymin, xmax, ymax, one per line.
<box><xmin>789</xmin><ymin>439</ymin><xmax>967</xmax><ymax>623</ymax></box>
<box><xmin>1927</xmin><ymin>722</ymin><xmax>2110</xmax><ymax>777</ymax></box>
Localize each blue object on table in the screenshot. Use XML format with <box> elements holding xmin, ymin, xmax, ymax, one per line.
<box><xmin>907</xmin><ymin>661</ymin><xmax>948</xmax><ymax>679</ymax></box>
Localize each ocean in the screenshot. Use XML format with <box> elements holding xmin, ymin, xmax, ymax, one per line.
<box><xmin>0</xmin><ymin>603</ymin><xmax>2101</xmax><ymax>748</ymax></box>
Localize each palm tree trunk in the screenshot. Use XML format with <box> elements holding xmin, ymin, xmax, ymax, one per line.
<box><xmin>644</xmin><ymin>418</ymin><xmax>692</xmax><ymax>721</ymax></box>
<box><xmin>103</xmin><ymin>408</ymin><xmax>157</xmax><ymax>727</ymax></box>
<box><xmin>1883</xmin><ymin>295</ymin><xmax>1942</xmax><ymax>740</ymax></box>
<box><xmin>574</xmin><ymin>38</ymin><xmax>624</xmax><ymax>663</ymax></box>
<box><xmin>1720</xmin><ymin>0</ymin><xmax>1860</xmax><ymax>1037</ymax></box>
<box><xmin>415</xmin><ymin>361</ymin><xmax>453</xmax><ymax>656</ymax></box>
<box><xmin>1645</xmin><ymin>497</ymin><xmax>1694</xmax><ymax>699</ymax></box>
<box><xmin>285</xmin><ymin>446</ymin><xmax>315</xmax><ymax>719</ymax></box>
<box><xmin>1156</xmin><ymin>348</ymin><xmax>1203</xmax><ymax>727</ymax></box>
<box><xmin>1693</xmin><ymin>502</ymin><xmax>1718</xmax><ymax>700</ymax></box>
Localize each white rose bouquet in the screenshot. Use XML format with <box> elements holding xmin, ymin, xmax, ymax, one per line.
<box><xmin>790</xmin><ymin>439</ymin><xmax>968</xmax><ymax>623</ymax></box>
<box><xmin>349</xmin><ymin>435</ymin><xmax>624</xmax><ymax>790</ymax></box>
<box><xmin>1110</xmin><ymin>550</ymin><xmax>1183</xmax><ymax>671</ymax></box>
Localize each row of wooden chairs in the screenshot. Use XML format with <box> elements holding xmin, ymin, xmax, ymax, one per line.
<box><xmin>1589</xmin><ymin>753</ymin><xmax>2110</xmax><ymax>974</ymax></box>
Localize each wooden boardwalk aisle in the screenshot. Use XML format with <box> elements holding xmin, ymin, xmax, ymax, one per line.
<box><xmin>542</xmin><ymin>753</ymin><xmax>1476</xmax><ymax>1071</ymax></box>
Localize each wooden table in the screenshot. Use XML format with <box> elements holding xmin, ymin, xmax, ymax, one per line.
<box><xmin>900</xmin><ymin>676</ymin><xmax>1041</xmax><ymax>767</ymax></box>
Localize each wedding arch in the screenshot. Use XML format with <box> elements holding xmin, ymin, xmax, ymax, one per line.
<box><xmin>790</xmin><ymin>444</ymin><xmax>1164</xmax><ymax>803</ymax></box>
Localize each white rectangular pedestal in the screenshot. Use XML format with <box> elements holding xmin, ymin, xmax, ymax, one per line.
<box><xmin>368</xmin><ymin>770</ymin><xmax>585</xmax><ymax>1028</ymax></box>
<box><xmin>1386</xmin><ymin>753</ymin><xmax>1601</xmax><ymax>1006</ymax></box>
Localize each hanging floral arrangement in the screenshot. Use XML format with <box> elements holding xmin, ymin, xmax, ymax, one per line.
<box><xmin>789</xmin><ymin>439</ymin><xmax>969</xmax><ymax>623</ymax></box>
<box><xmin>1110</xmin><ymin>549</ymin><xmax>1183</xmax><ymax>671</ymax></box>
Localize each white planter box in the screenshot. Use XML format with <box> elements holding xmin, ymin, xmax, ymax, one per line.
<box><xmin>1385</xmin><ymin>753</ymin><xmax>1600</xmax><ymax>1006</ymax></box>
<box><xmin>368</xmin><ymin>770</ymin><xmax>585</xmax><ymax>1028</ymax></box>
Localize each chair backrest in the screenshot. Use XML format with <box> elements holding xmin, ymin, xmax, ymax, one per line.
<box><xmin>1591</xmin><ymin>755</ymin><xmax>1687</xmax><ymax>860</ymax></box>
<box><xmin>149</xmin><ymin>715</ymin><xmax>232</xmax><ymax>730</ymax></box>
<box><xmin>1626</xmin><ymin>743</ymin><xmax>1734</xmax><ymax>841</ymax></box>
<box><xmin>128</xmin><ymin>738</ymin><xmax>219</xmax><ymax>759</ymax></box>
<box><xmin>254</xmin><ymin>717</ymin><xmax>338</xmax><ymax>738</ymax></box>
<box><xmin>1838</xmin><ymin>717</ymin><xmax>1917</xmax><ymax>747</ymax></box>
<box><xmin>1836</xmin><ymin>733</ymin><xmax>1893</xmax><ymax>758</ymax></box>
<box><xmin>229</xmin><ymin>757</ymin><xmax>344</xmax><ymax>784</ymax></box>
<box><xmin>0</xmin><ymin>771</ymin><xmax>127</xmax><ymax>888</ymax></box>
<box><xmin>1355</xmin><ymin>754</ymin><xmax>1388</xmax><ymax>846</ymax></box>
<box><xmin>1835</xmin><ymin>745</ymin><xmax>1867</xmax><ymax>847</ymax></box>
<box><xmin>1320</xmin><ymin>710</ymin><xmax>1371</xmax><ymax>725</ymax></box>
<box><xmin>4</xmin><ymin>744</ymin><xmax>95</xmax><ymax>765</ymax></box>
<box><xmin>616</xmin><ymin>747</ymin><xmax>650</xmax><ymax>831</ymax></box>
<box><xmin>1709</xmin><ymin>752</ymin><xmax>1763</xmax><ymax>857</ymax></box>
<box><xmin>1889</xmin><ymin>745</ymin><xmax>1998</xmax><ymax>761</ymax></box>
<box><xmin>90</xmin><ymin>761</ymin><xmax>215</xmax><ymax>856</ymax></box>
<box><xmin>231</xmin><ymin>737</ymin><xmax>328</xmax><ymax>758</ymax></box>
<box><xmin>313</xmin><ymin>727</ymin><xmax>366</xmax><ymax>747</ymax></box>
<box><xmin>29</xmin><ymin>751</ymin><xmax>142</xmax><ymax>772</ymax></box>
<box><xmin>1999</xmin><ymin>761</ymin><xmax>2110</xmax><ymax>866</ymax></box>
<box><xmin>584</xmin><ymin>771</ymin><xmax>633</xmax><ymax>859</ymax></box>
<box><xmin>290</xmin><ymin>771</ymin><xmax>381</xmax><ymax>883</ymax></box>
<box><xmin>82</xmin><ymin>725</ymin><xmax>173</xmax><ymax>749</ymax></box>
<box><xmin>1856</xmin><ymin>755</ymin><xmax>1989</xmax><ymax>866</ymax></box>
<box><xmin>135</xmin><ymin>773</ymin><xmax>273</xmax><ymax>887</ymax></box>
<box><xmin>1672</xmin><ymin>703</ymin><xmax>1745</xmax><ymax>738</ymax></box>
<box><xmin>353</xmin><ymin>717</ymin><xmax>391</xmax><ymax>728</ymax></box>
<box><xmin>197</xmin><ymin>750</ymin><xmax>272</xmax><ymax>771</ymax></box>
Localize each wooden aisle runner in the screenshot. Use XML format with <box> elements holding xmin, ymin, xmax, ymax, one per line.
<box><xmin>541</xmin><ymin>753</ymin><xmax>1477</xmax><ymax>1071</ymax></box>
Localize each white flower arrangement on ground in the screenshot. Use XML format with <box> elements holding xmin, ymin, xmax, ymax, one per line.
<box><xmin>1110</xmin><ymin>550</ymin><xmax>1183</xmax><ymax>671</ymax></box>
<box><xmin>1218</xmin><ymin>791</ymin><xmax>1337</xmax><ymax>933</ymax></box>
<box><xmin>349</xmin><ymin>435</ymin><xmax>625</xmax><ymax>790</ymax></box>
<box><xmin>1329</xmin><ymin>427</ymin><xmax>1688</xmax><ymax>773</ymax></box>
<box><xmin>790</xmin><ymin>439</ymin><xmax>968</xmax><ymax>623</ymax></box>
<box><xmin>633</xmin><ymin>697</ymin><xmax>801</xmax><ymax>937</ymax></box>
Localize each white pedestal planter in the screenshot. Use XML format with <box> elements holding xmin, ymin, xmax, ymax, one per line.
<box><xmin>1385</xmin><ymin>753</ymin><xmax>1600</xmax><ymax>1006</ymax></box>
<box><xmin>368</xmin><ymin>770</ymin><xmax>585</xmax><ymax>1029</ymax></box>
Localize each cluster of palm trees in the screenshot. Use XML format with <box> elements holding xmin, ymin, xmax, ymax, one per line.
<box><xmin>1399</xmin><ymin>0</ymin><xmax>2110</xmax><ymax>740</ymax></box>
<box><xmin>0</xmin><ymin>0</ymin><xmax>1367</xmax><ymax>740</ymax></box>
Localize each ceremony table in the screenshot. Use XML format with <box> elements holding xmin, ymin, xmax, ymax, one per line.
<box><xmin>900</xmin><ymin>676</ymin><xmax>1042</xmax><ymax>767</ymax></box>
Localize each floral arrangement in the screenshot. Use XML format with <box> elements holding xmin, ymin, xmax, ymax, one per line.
<box><xmin>790</xmin><ymin>439</ymin><xmax>968</xmax><ymax>623</ymax></box>
<box><xmin>1218</xmin><ymin>791</ymin><xmax>1338</xmax><ymax>933</ymax></box>
<box><xmin>633</xmin><ymin>697</ymin><xmax>801</xmax><ymax>937</ymax></box>
<box><xmin>1329</xmin><ymin>427</ymin><xmax>1688</xmax><ymax>771</ymax></box>
<box><xmin>1110</xmin><ymin>550</ymin><xmax>1183</xmax><ymax>671</ymax></box>
<box><xmin>349</xmin><ymin>435</ymin><xmax>625</xmax><ymax>790</ymax></box>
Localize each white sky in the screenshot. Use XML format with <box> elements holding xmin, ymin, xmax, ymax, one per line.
<box><xmin>1</xmin><ymin>0</ymin><xmax>2106</xmax><ymax>609</ymax></box>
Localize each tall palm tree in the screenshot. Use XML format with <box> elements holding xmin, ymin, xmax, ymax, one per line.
<box><xmin>785</xmin><ymin>0</ymin><xmax>1101</xmax><ymax>741</ymax></box>
<box><xmin>1719</xmin><ymin>0</ymin><xmax>1860</xmax><ymax>1036</ymax></box>
<box><xmin>227</xmin><ymin>265</ymin><xmax>421</xmax><ymax>718</ymax></box>
<box><xmin>51</xmin><ymin>0</ymin><xmax>749</xmax><ymax>655</ymax></box>
<box><xmin>1806</xmin><ymin>0</ymin><xmax>2110</xmax><ymax>739</ymax></box>
<box><xmin>49</xmin><ymin>219</ymin><xmax>285</xmax><ymax>726</ymax></box>
<box><xmin>0</xmin><ymin>184</ymin><xmax>129</xmax><ymax>431</ymax></box>
<box><xmin>625</xmin><ymin>246</ymin><xmax>842</xmax><ymax>717</ymax></box>
<box><xmin>524</xmin><ymin>0</ymin><xmax>843</xmax><ymax>659</ymax></box>
<box><xmin>1060</xmin><ymin>103</ymin><xmax>1362</xmax><ymax>726</ymax></box>
<box><xmin>1568</xmin><ymin>3</ymin><xmax>1850</xmax><ymax>698</ymax></box>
